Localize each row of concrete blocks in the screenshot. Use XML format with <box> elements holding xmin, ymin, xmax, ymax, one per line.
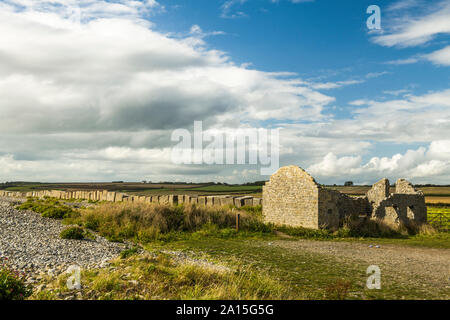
<box><xmin>0</xmin><ymin>190</ymin><xmax>262</xmax><ymax>208</ymax></box>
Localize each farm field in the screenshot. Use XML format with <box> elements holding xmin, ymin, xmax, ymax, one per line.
<box><xmin>2</xmin><ymin>182</ymin><xmax>450</xmax><ymax>200</ymax></box>
<box><xmin>0</xmin><ymin>182</ymin><xmax>264</xmax><ymax>197</ymax></box>
<box><xmin>427</xmin><ymin>207</ymin><xmax>450</xmax><ymax>231</ymax></box>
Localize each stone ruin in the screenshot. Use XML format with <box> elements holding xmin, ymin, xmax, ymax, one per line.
<box><xmin>367</xmin><ymin>178</ymin><xmax>427</xmax><ymax>226</ymax></box>
<box><xmin>262</xmin><ymin>165</ymin><xmax>427</xmax><ymax>229</ymax></box>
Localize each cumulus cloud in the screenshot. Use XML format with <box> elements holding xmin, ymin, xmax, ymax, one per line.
<box><xmin>0</xmin><ymin>1</ymin><xmax>333</xmax><ymax>136</ymax></box>
<box><xmin>311</xmin><ymin>89</ymin><xmax>450</xmax><ymax>143</ymax></box>
<box><xmin>307</xmin><ymin>141</ymin><xmax>450</xmax><ymax>184</ymax></box>
<box><xmin>0</xmin><ymin>0</ymin><xmax>337</xmax><ymax>182</ymax></box>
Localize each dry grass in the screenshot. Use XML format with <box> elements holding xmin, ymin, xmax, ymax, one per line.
<box><xmin>64</xmin><ymin>202</ymin><xmax>269</xmax><ymax>243</ymax></box>
<box><xmin>31</xmin><ymin>252</ymin><xmax>296</xmax><ymax>300</ymax></box>
<box><xmin>425</xmin><ymin>196</ymin><xmax>450</xmax><ymax>205</ymax></box>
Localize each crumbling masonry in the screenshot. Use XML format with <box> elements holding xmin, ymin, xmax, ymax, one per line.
<box><xmin>262</xmin><ymin>165</ymin><xmax>427</xmax><ymax>229</ymax></box>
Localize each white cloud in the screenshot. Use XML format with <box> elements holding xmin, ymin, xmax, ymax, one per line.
<box><xmin>0</xmin><ymin>1</ymin><xmax>333</xmax><ymax>136</ymax></box>
<box><xmin>309</xmin><ymin>80</ymin><xmax>364</xmax><ymax>90</ymax></box>
<box><xmin>0</xmin><ymin>0</ymin><xmax>339</xmax><ymax>182</ymax></box>
<box><xmin>371</xmin><ymin>1</ymin><xmax>450</xmax><ymax>47</ymax></box>
<box><xmin>307</xmin><ymin>153</ymin><xmax>363</xmax><ymax>177</ymax></box>
<box><xmin>385</xmin><ymin>57</ymin><xmax>420</xmax><ymax>65</ymax></box>
<box><xmin>428</xmin><ymin>140</ymin><xmax>450</xmax><ymax>160</ymax></box>
<box><xmin>338</xmin><ymin>89</ymin><xmax>450</xmax><ymax>142</ymax></box>
<box><xmin>221</xmin><ymin>0</ymin><xmax>314</xmax><ymax>19</ymax></box>
<box><xmin>189</xmin><ymin>24</ymin><xmax>226</xmax><ymax>38</ymax></box>
<box><xmin>365</xmin><ymin>71</ymin><xmax>390</xmax><ymax>79</ymax></box>
<box><xmin>307</xmin><ymin>141</ymin><xmax>450</xmax><ymax>184</ymax></box>
<box><xmin>386</xmin><ymin>0</ymin><xmax>421</xmax><ymax>12</ymax></box>
<box><xmin>383</xmin><ymin>89</ymin><xmax>411</xmax><ymax>96</ymax></box>
<box><xmin>424</xmin><ymin>45</ymin><xmax>450</xmax><ymax>66</ymax></box>
<box><xmin>220</xmin><ymin>0</ymin><xmax>248</xmax><ymax>19</ymax></box>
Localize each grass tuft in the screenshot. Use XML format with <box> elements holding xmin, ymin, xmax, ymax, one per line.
<box><xmin>60</xmin><ymin>226</ymin><xmax>85</xmax><ymax>240</ymax></box>
<box><xmin>17</xmin><ymin>198</ymin><xmax>74</xmax><ymax>219</ymax></box>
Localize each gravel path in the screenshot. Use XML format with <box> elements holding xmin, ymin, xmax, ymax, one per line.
<box><xmin>0</xmin><ymin>198</ymin><xmax>127</xmax><ymax>279</ymax></box>
<box><xmin>271</xmin><ymin>239</ymin><xmax>450</xmax><ymax>298</ymax></box>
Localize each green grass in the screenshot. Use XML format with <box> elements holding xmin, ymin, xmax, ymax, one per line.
<box><xmin>120</xmin><ymin>247</ymin><xmax>140</xmax><ymax>259</ymax></box>
<box><xmin>16</xmin><ymin>197</ymin><xmax>74</xmax><ymax>219</ymax></box>
<box><xmin>332</xmin><ymin>233</ymin><xmax>450</xmax><ymax>249</ymax></box>
<box><xmin>156</xmin><ymin>238</ymin><xmax>445</xmax><ymax>300</ymax></box>
<box><xmin>60</xmin><ymin>226</ymin><xmax>86</xmax><ymax>240</ymax></box>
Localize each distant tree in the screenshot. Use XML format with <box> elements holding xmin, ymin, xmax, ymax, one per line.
<box><xmin>344</xmin><ymin>181</ymin><xmax>354</xmax><ymax>186</ymax></box>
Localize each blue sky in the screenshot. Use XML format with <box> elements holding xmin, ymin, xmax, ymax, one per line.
<box><xmin>153</xmin><ymin>0</ymin><xmax>450</xmax><ymax>112</ymax></box>
<box><xmin>0</xmin><ymin>0</ymin><xmax>449</xmax><ymax>184</ymax></box>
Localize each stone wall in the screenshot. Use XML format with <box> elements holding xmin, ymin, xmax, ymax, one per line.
<box><xmin>263</xmin><ymin>166</ymin><xmax>320</xmax><ymax>228</ymax></box>
<box><xmin>0</xmin><ymin>190</ymin><xmax>262</xmax><ymax>209</ymax></box>
<box><xmin>317</xmin><ymin>189</ymin><xmax>341</xmax><ymax>229</ymax></box>
<box><xmin>368</xmin><ymin>178</ymin><xmax>427</xmax><ymax>225</ymax></box>
<box><xmin>367</xmin><ymin>178</ymin><xmax>390</xmax><ymax>205</ymax></box>
<box><xmin>395</xmin><ymin>179</ymin><xmax>418</xmax><ymax>194</ymax></box>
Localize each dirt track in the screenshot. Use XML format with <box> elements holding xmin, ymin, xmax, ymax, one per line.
<box><xmin>271</xmin><ymin>240</ymin><xmax>450</xmax><ymax>298</ymax></box>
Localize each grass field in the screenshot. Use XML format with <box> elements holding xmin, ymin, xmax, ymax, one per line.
<box><xmin>427</xmin><ymin>207</ymin><xmax>450</xmax><ymax>230</ymax></box>
<box><xmin>153</xmin><ymin>237</ymin><xmax>449</xmax><ymax>299</ymax></box>
<box><xmin>33</xmin><ymin>235</ymin><xmax>450</xmax><ymax>300</ymax></box>
<box><xmin>14</xmin><ymin>199</ymin><xmax>450</xmax><ymax>300</ymax></box>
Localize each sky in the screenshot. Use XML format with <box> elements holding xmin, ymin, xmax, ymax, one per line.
<box><xmin>0</xmin><ymin>0</ymin><xmax>449</xmax><ymax>185</ymax></box>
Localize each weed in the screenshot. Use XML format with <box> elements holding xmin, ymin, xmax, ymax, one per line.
<box><xmin>325</xmin><ymin>279</ymin><xmax>352</xmax><ymax>300</ymax></box>
<box><xmin>120</xmin><ymin>247</ymin><xmax>140</xmax><ymax>259</ymax></box>
<box><xmin>60</xmin><ymin>226</ymin><xmax>85</xmax><ymax>240</ymax></box>
<box><xmin>0</xmin><ymin>258</ymin><xmax>32</xmax><ymax>300</ymax></box>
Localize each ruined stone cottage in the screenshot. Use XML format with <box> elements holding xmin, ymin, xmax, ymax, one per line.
<box><xmin>262</xmin><ymin>165</ymin><xmax>427</xmax><ymax>229</ymax></box>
